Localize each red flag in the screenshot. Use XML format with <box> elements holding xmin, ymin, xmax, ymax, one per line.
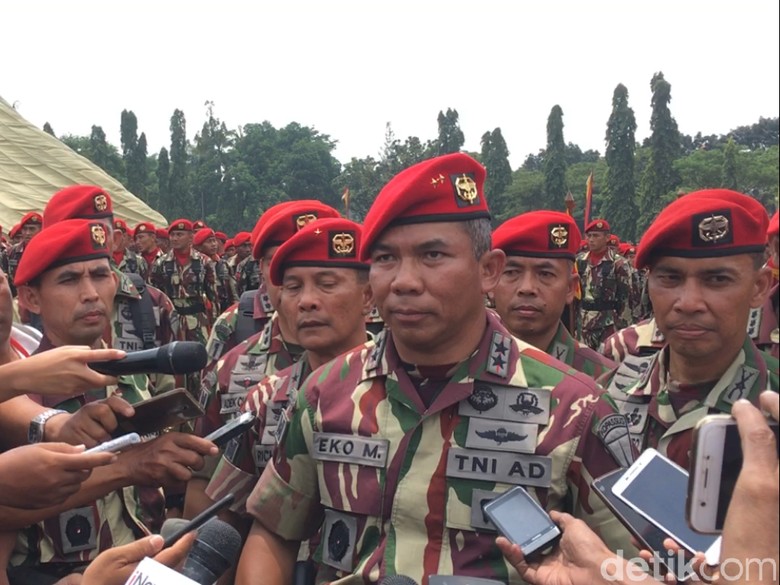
<box><xmin>584</xmin><ymin>171</ymin><xmax>594</xmax><ymax>228</ymax></box>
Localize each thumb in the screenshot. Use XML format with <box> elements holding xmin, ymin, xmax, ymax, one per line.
<box><xmin>114</xmin><ymin>535</ymin><xmax>165</xmax><ymax>564</ymax></box>
<box><xmin>35</xmin><ymin>442</ymin><xmax>87</xmax><ymax>454</ymax></box>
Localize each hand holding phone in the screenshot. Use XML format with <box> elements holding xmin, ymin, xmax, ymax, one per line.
<box><xmin>163</xmin><ymin>493</ymin><xmax>235</xmax><ymax>548</ymax></box>
<box><xmin>85</xmin><ymin>433</ymin><xmax>141</xmax><ymax>454</ymax></box>
<box><xmin>203</xmin><ymin>412</ymin><xmax>256</xmax><ymax>448</ymax></box>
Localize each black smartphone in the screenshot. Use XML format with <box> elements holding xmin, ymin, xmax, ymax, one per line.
<box><xmin>163</xmin><ymin>493</ymin><xmax>235</xmax><ymax>548</ymax></box>
<box><xmin>115</xmin><ymin>388</ymin><xmax>205</xmax><ymax>436</ymax></box>
<box><xmin>204</xmin><ymin>411</ymin><xmax>256</xmax><ymax>448</ymax></box>
<box><xmin>482</xmin><ymin>486</ymin><xmax>561</xmax><ymax>560</ymax></box>
<box><xmin>593</xmin><ymin>469</ymin><xmax>691</xmax><ymax>581</ymax></box>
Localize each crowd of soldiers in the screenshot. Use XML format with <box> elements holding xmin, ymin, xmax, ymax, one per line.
<box><xmin>0</xmin><ymin>151</ymin><xmax>777</xmax><ymax>585</ymax></box>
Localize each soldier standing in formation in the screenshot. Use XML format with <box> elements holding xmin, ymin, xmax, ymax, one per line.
<box><xmin>1</xmin><ymin>212</ymin><xmax>43</xmax><ymax>297</ymax></box>
<box><xmin>132</xmin><ymin>222</ymin><xmax>163</xmax><ymax>283</ymax></box>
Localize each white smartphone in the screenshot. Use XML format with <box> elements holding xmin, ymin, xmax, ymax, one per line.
<box><xmin>84</xmin><ymin>432</ymin><xmax>141</xmax><ymax>454</ymax></box>
<box><xmin>611</xmin><ymin>449</ymin><xmax>721</xmax><ymax>564</ymax></box>
<box><xmin>688</xmin><ymin>414</ymin><xmax>779</xmax><ymax>534</ymax></box>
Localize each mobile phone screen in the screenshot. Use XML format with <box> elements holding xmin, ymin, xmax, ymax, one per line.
<box><xmin>484</xmin><ymin>488</ymin><xmax>558</xmax><ymax>551</ymax></box>
<box><xmin>617</xmin><ymin>455</ymin><xmax>718</xmax><ymax>554</ymax></box>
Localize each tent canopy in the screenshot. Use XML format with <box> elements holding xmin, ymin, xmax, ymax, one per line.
<box><xmin>0</xmin><ymin>96</ymin><xmax>166</xmax><ymax>231</ymax></box>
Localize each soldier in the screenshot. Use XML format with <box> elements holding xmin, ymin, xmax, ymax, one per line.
<box><xmin>42</xmin><ymin>185</ymin><xmax>179</xmax><ymax>394</ymax></box>
<box><xmin>3</xmin><ymin>211</ymin><xmax>43</xmax><ymax>297</ymax></box>
<box><xmin>223</xmin><ymin>238</ymin><xmax>236</xmax><ymax>263</ymax></box>
<box><xmin>155</xmin><ymin>227</ymin><xmax>170</xmax><ymax>255</ymax></box>
<box><xmin>492</xmin><ymin>210</ymin><xmax>616</xmax><ymax>379</ymax></box>
<box><xmin>195</xmin><ymin>227</ymin><xmax>237</xmax><ymax>313</ymax></box>
<box><xmin>8</xmin><ymin>224</ymin><xmax>23</xmax><ymax>246</ymax></box>
<box><xmin>575</xmin><ymin>219</ymin><xmax>633</xmax><ymax>350</ymax></box>
<box><xmin>150</xmin><ymin>219</ymin><xmax>220</xmax><ymax>345</ymax></box>
<box><xmin>215</xmin><ymin>231</ymin><xmax>228</xmax><ymax>255</ymax></box>
<box><xmin>133</xmin><ymin>222</ymin><xmax>162</xmax><ymax>281</ymax></box>
<box><xmin>233</xmin><ymin>231</ymin><xmax>260</xmax><ymax>296</ymax></box>
<box><xmin>193</xmin><ymin>219</ymin><xmax>208</xmax><ymax>231</ymax></box>
<box><xmin>9</xmin><ymin>219</ymin><xmax>217</xmax><ymax>581</ymax></box>
<box><xmin>603</xmin><ymin>189</ymin><xmax>777</xmax><ymax>468</ymax></box>
<box><xmin>111</xmin><ymin>218</ymin><xmax>148</xmax><ymax>281</ymax></box>
<box><xmin>236</xmin><ymin>153</ymin><xmax>633</xmax><ymax>584</ymax></box>
<box><xmin>756</xmin><ymin>211</ymin><xmax>778</xmax><ymax>358</ymax></box>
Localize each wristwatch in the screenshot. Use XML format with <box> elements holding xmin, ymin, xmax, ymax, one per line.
<box><xmin>28</xmin><ymin>409</ymin><xmax>68</xmax><ymax>443</ymax></box>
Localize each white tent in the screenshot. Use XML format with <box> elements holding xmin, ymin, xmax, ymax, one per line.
<box><xmin>0</xmin><ymin>96</ymin><xmax>166</xmax><ymax>231</ymax></box>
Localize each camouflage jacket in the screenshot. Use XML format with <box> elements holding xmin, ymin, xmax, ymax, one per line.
<box><xmin>234</xmin><ymin>256</ymin><xmax>261</xmax><ymax>296</ymax></box>
<box><xmin>749</xmin><ymin>283</ymin><xmax>779</xmax><ymax>359</ymax></box>
<box><xmin>604</xmin><ymin>336</ymin><xmax>779</xmax><ymax>469</ymax></box>
<box><xmin>198</xmin><ymin>313</ymin><xmax>304</xmax><ymax>438</ymax></box>
<box><xmin>599</xmin><ymin>318</ymin><xmax>666</xmax><ymax>363</ymax></box>
<box><xmin>206</xmin><ymin>357</ymin><xmax>313</xmax><ymax>513</ymax></box>
<box><xmin>575</xmin><ymin>249</ymin><xmax>633</xmax><ymax>349</ymax></box>
<box><xmin>204</xmin><ymin>284</ymin><xmax>274</xmax><ymax>365</ymax></box>
<box><xmin>13</xmin><ymin>338</ymin><xmax>156</xmax><ymax>567</ymax></box>
<box><xmin>150</xmin><ymin>248</ymin><xmax>220</xmax><ymax>344</ymax></box>
<box><xmin>212</xmin><ymin>254</ymin><xmax>239</xmax><ymax>312</ymax></box>
<box><xmin>246</xmin><ymin>311</ymin><xmax>634</xmax><ymax>584</ymax></box>
<box><xmin>545</xmin><ymin>322</ymin><xmax>617</xmax><ymax>380</ymax></box>
<box><xmin>141</xmin><ymin>248</ymin><xmax>164</xmax><ymax>282</ymax></box>
<box><xmin>114</xmin><ymin>249</ymin><xmax>148</xmax><ymax>281</ymax></box>
<box><xmin>3</xmin><ymin>240</ymin><xmax>27</xmax><ymax>297</ymax></box>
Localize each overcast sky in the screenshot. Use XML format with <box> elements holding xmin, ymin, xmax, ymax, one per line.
<box><xmin>3</xmin><ymin>0</ymin><xmax>778</xmax><ymax>169</ymax></box>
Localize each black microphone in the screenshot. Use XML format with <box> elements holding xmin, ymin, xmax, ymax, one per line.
<box><xmin>179</xmin><ymin>518</ymin><xmax>242</xmax><ymax>585</ymax></box>
<box><xmin>379</xmin><ymin>577</ymin><xmax>419</xmax><ymax>585</ymax></box>
<box><xmin>89</xmin><ymin>342</ymin><xmax>207</xmax><ymax>376</ymax></box>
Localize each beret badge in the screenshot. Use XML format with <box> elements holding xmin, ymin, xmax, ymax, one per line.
<box><xmin>177</xmin><ymin>222</ymin><xmax>185</xmax><ymax>230</ymax></box>
<box><xmin>549</xmin><ymin>225</ymin><xmax>569</xmax><ymax>248</ymax></box>
<box><xmin>137</xmin><ymin>224</ymin><xmax>146</xmax><ymax>232</ymax></box>
<box><xmin>331</xmin><ymin>232</ymin><xmax>356</xmax><ymax>257</ymax></box>
<box><xmin>697</xmin><ymin>213</ymin><xmax>730</xmax><ymax>244</ymax></box>
<box><xmin>452</xmin><ymin>173</ymin><xmax>478</xmax><ymax>205</ymax></box>
<box><xmin>295</xmin><ymin>213</ymin><xmax>318</xmax><ymax>231</ymax></box>
<box><xmin>93</xmin><ymin>194</ymin><xmax>108</xmax><ymax>212</ymax></box>
<box><xmin>91</xmin><ymin>224</ymin><xmax>107</xmax><ymax>248</ymax></box>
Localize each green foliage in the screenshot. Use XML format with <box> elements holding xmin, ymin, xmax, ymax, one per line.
<box><xmin>544</xmin><ymin>105</ymin><xmax>567</xmax><ymax>207</ymax></box>
<box><xmin>436</xmin><ymin>108</ymin><xmax>465</xmax><ymax>155</ymax></box>
<box><xmin>480</xmin><ymin>128</ymin><xmax>513</xmax><ymax>219</ymax></box>
<box><xmin>602</xmin><ymin>83</ymin><xmax>639</xmax><ymax>241</ymax></box>
<box><xmin>155</xmin><ymin>147</ymin><xmax>170</xmax><ymax>213</ymax></box>
<box><xmin>42</xmin><ymin>122</ymin><xmax>55</xmax><ymax>137</ymax></box>
<box><xmin>637</xmin><ymin>72</ymin><xmax>681</xmax><ymax>232</ymax></box>
<box><xmin>167</xmin><ymin>109</ymin><xmax>190</xmax><ymax>218</ymax></box>
<box><xmin>721</xmin><ymin>137</ymin><xmax>739</xmax><ymax>190</ymax></box>
<box><xmin>62</xmin><ymin>125</ymin><xmax>125</xmax><ymax>183</ymax></box>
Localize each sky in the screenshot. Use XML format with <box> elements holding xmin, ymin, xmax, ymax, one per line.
<box><xmin>2</xmin><ymin>0</ymin><xmax>778</xmax><ymax>169</ymax></box>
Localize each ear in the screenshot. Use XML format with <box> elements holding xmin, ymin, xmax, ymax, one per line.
<box><xmin>565</xmin><ymin>271</ymin><xmax>579</xmax><ymax>305</ymax></box>
<box><xmin>480</xmin><ymin>249</ymin><xmax>506</xmax><ymax>294</ymax></box>
<box><xmin>361</xmin><ymin>281</ymin><xmax>375</xmax><ymax>316</ymax></box>
<box><xmin>749</xmin><ymin>266</ymin><xmax>773</xmax><ymax>309</ymax></box>
<box><xmin>17</xmin><ymin>285</ymin><xmax>42</xmax><ymax>315</ymax></box>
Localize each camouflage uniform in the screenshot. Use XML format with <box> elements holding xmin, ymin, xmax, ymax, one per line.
<box><xmin>575</xmin><ymin>248</ymin><xmax>633</xmax><ymax>350</ymax></box>
<box><xmin>11</xmin><ymin>338</ymin><xmax>158</xmax><ymax>572</ymax></box>
<box><xmin>214</xmin><ymin>254</ymin><xmax>239</xmax><ymax>312</ymax></box>
<box><xmin>599</xmin><ymin>318</ymin><xmax>666</xmax><ymax>363</ymax></box>
<box><xmin>3</xmin><ymin>240</ymin><xmax>27</xmax><ymax>297</ymax></box>
<box><xmin>246</xmin><ymin>312</ymin><xmax>634</xmax><ymax>584</ymax></box>
<box><xmin>150</xmin><ymin>248</ymin><xmax>220</xmax><ymax>345</ymax></box>
<box><xmin>545</xmin><ymin>322</ymin><xmax>617</xmax><ymax>379</ymax></box>
<box><xmin>748</xmin><ymin>283</ymin><xmax>779</xmax><ymax>359</ymax></box>
<box><xmin>234</xmin><ymin>255</ymin><xmax>261</xmax><ymax>296</ymax></box>
<box><xmin>141</xmin><ymin>249</ymin><xmax>164</xmax><ymax>284</ymax></box>
<box><xmin>604</xmin><ymin>336</ymin><xmax>779</xmax><ymax>469</ymax></box>
<box><xmin>115</xmin><ymin>248</ymin><xmax>148</xmax><ymax>281</ymax></box>
<box><xmin>204</xmin><ymin>283</ymin><xmax>274</xmax><ymax>365</ymax></box>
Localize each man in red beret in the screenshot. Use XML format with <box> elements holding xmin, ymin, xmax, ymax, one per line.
<box><xmin>236</xmin><ymin>153</ymin><xmax>633</xmax><ymax>584</ymax></box>
<box><xmin>1</xmin><ymin>212</ymin><xmax>43</xmax><ymax>297</ymax></box>
<box><xmin>8</xmin><ymin>219</ymin><xmax>217</xmax><ymax>580</ymax></box>
<box><xmin>149</xmin><ymin>219</ymin><xmax>220</xmax><ymax>348</ymax></box>
<box><xmin>492</xmin><ymin>211</ymin><xmax>616</xmax><ymax>379</ymax></box>
<box><xmin>214</xmin><ymin>231</ymin><xmax>228</xmax><ymax>255</ymax></box>
<box><xmin>603</xmin><ymin>189</ymin><xmax>777</xmax><ymax>469</ymax></box>
<box><xmin>194</xmin><ymin>228</ymin><xmax>237</xmax><ymax>313</ymax></box>
<box><xmin>155</xmin><ymin>228</ymin><xmax>170</xmax><ymax>255</ymax></box>
<box><xmin>111</xmin><ymin>218</ymin><xmax>148</xmax><ymax>281</ymax></box>
<box><xmin>233</xmin><ymin>231</ymin><xmax>259</xmax><ymax>296</ymax></box>
<box><xmin>575</xmin><ymin>218</ymin><xmax>634</xmax><ymax>349</ymax></box>
<box><xmin>133</xmin><ymin>222</ymin><xmax>162</xmax><ymax>281</ymax></box>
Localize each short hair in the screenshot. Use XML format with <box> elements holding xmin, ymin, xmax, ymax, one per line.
<box><xmin>460</xmin><ymin>218</ymin><xmax>493</xmax><ymax>260</ymax></box>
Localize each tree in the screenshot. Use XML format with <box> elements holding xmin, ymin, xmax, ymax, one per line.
<box><xmin>637</xmin><ymin>72</ymin><xmax>681</xmax><ymax>232</ymax></box>
<box><xmin>133</xmin><ymin>132</ymin><xmax>148</xmax><ymax>200</ymax></box>
<box><xmin>156</xmin><ymin>147</ymin><xmax>170</xmax><ymax>212</ymax></box>
<box><xmin>602</xmin><ymin>83</ymin><xmax>639</xmax><ymax>241</ymax></box>
<box><xmin>721</xmin><ymin>137</ymin><xmax>739</xmax><ymax>190</ymax></box>
<box><xmin>87</xmin><ymin>125</ymin><xmax>124</xmax><ymax>181</ymax></box>
<box><xmin>167</xmin><ymin>109</ymin><xmax>190</xmax><ymax>218</ymax></box>
<box><xmin>543</xmin><ymin>105</ymin><xmax>567</xmax><ymax>208</ymax></box>
<box><xmin>43</xmin><ymin>122</ymin><xmax>55</xmax><ymax>137</ymax></box>
<box><xmin>191</xmin><ymin>101</ymin><xmax>233</xmax><ymax>221</ymax></box>
<box><xmin>436</xmin><ymin>108</ymin><xmax>465</xmax><ymax>155</ymax></box>
<box><xmin>480</xmin><ymin>128</ymin><xmax>513</xmax><ymax>220</ymax></box>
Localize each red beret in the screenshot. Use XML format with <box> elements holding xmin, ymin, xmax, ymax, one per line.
<box><xmin>618</xmin><ymin>242</ymin><xmax>632</xmax><ymax>256</ymax></box>
<box><xmin>8</xmin><ymin>224</ymin><xmax>21</xmax><ymax>240</ymax></box>
<box><xmin>269</xmin><ymin>218</ymin><xmax>368</xmax><ymax>286</ymax></box>
<box><xmin>193</xmin><ymin>220</ymin><xmax>208</xmax><ymax>231</ymax></box>
<box><xmin>156</xmin><ymin>228</ymin><xmax>169</xmax><ymax>240</ymax></box>
<box><xmin>635</xmin><ymin>189</ymin><xmax>769</xmax><ymax>270</ymax></box>
<box><xmin>233</xmin><ymin>231</ymin><xmax>252</xmax><ymax>247</ymax></box>
<box><xmin>492</xmin><ymin>211</ymin><xmax>581</xmax><ymax>261</ymax></box>
<box><xmin>361</xmin><ymin>153</ymin><xmax>489</xmax><ymax>261</ymax></box>
<box><xmin>608</xmin><ymin>234</ymin><xmax>620</xmax><ymax>246</ymax></box>
<box><xmin>194</xmin><ymin>228</ymin><xmax>217</xmax><ymax>247</ymax></box>
<box><xmin>215</xmin><ymin>231</ymin><xmax>227</xmax><ymax>243</ymax></box>
<box><xmin>768</xmin><ymin>211</ymin><xmax>779</xmax><ymax>239</ymax></box>
<box><xmin>225</xmin><ymin>238</ymin><xmax>235</xmax><ymax>249</ymax></box>
<box><xmin>168</xmin><ymin>219</ymin><xmax>193</xmax><ymax>233</ymax></box>
<box><xmin>113</xmin><ymin>218</ymin><xmax>129</xmax><ymax>233</ymax></box>
<box><xmin>19</xmin><ymin>212</ymin><xmax>43</xmax><ymax>228</ymax></box>
<box><xmin>251</xmin><ymin>200</ymin><xmax>340</xmax><ymax>260</ymax></box>
<box><xmin>133</xmin><ymin>222</ymin><xmax>156</xmax><ymax>237</ymax></box>
<box><xmin>43</xmin><ymin>185</ymin><xmax>113</xmax><ymax>227</ymax></box>
<box><xmin>14</xmin><ymin>219</ymin><xmax>111</xmax><ymax>286</ymax></box>
<box><xmin>585</xmin><ymin>219</ymin><xmax>610</xmax><ymax>233</ymax></box>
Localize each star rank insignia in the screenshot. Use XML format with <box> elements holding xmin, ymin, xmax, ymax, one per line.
<box><xmin>487</xmin><ymin>332</ymin><xmax>511</xmax><ymax>377</ymax></box>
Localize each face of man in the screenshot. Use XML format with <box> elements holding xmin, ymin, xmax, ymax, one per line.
<box><xmin>280</xmin><ymin>267</ymin><xmax>370</xmax><ymax>359</ymax></box>
<box><xmin>236</xmin><ymin>242</ymin><xmax>252</xmax><ymax>261</ymax></box>
<box><xmin>492</xmin><ymin>256</ymin><xmax>576</xmax><ymax>348</ymax></box>
<box><xmin>202</xmin><ymin>236</ymin><xmax>220</xmax><ymax>257</ymax></box>
<box><xmin>586</xmin><ymin>231</ymin><xmax>608</xmax><ymax>254</ymax></box>
<box><xmin>21</xmin><ymin>223</ymin><xmax>41</xmax><ymax>243</ymax></box>
<box><xmin>20</xmin><ymin>259</ymin><xmax>118</xmax><ymax>347</ymax></box>
<box><xmin>369</xmin><ymin>222</ymin><xmax>504</xmax><ymax>365</ymax></box>
<box><xmin>158</xmin><ymin>237</ymin><xmax>170</xmax><ymax>253</ymax></box>
<box><xmin>648</xmin><ymin>254</ymin><xmax>771</xmax><ymax>371</ymax></box>
<box><xmin>135</xmin><ymin>232</ymin><xmax>156</xmax><ymax>253</ymax></box>
<box><xmin>169</xmin><ymin>230</ymin><xmax>192</xmax><ymax>252</ymax></box>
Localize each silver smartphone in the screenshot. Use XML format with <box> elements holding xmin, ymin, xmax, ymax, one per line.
<box><xmin>688</xmin><ymin>414</ymin><xmax>779</xmax><ymax>534</ymax></box>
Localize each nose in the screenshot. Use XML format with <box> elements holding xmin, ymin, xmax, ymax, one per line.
<box><xmin>672</xmin><ymin>277</ymin><xmax>706</xmax><ymax>314</ymax></box>
<box><xmin>298</xmin><ymin>283</ymin><xmax>321</xmax><ymax>312</ymax></box>
<box><xmin>390</xmin><ymin>258</ymin><xmax>423</xmax><ymax>295</ymax></box>
<box><xmin>515</xmin><ymin>271</ymin><xmax>537</xmax><ymax>296</ymax></box>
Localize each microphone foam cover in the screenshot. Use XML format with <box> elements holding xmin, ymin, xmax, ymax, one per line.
<box><xmin>380</xmin><ymin>576</ymin><xmax>419</xmax><ymax>585</ymax></box>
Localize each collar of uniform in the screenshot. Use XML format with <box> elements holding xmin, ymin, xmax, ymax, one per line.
<box><xmin>635</xmin><ymin>317</ymin><xmax>666</xmax><ymax>348</ymax></box>
<box><xmin>254</xmin><ymin>283</ymin><xmax>274</xmax><ymax>317</ymax></box>
<box><xmin>114</xmin><ymin>268</ymin><xmax>141</xmax><ymax>299</ymax></box>
<box><xmin>547</xmin><ymin>322</ymin><xmax>577</xmax><ymax>363</ymax></box>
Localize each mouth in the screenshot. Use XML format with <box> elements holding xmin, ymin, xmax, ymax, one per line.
<box><xmin>298</xmin><ymin>320</ymin><xmax>328</xmax><ymax>330</ymax></box>
<box><xmin>389</xmin><ymin>309</ymin><xmax>430</xmax><ymax>323</ymax></box>
<box><xmin>511</xmin><ymin>305</ymin><xmax>541</xmax><ymax>316</ymax></box>
<box><xmin>668</xmin><ymin>324</ymin><xmax>711</xmax><ymax>339</ymax></box>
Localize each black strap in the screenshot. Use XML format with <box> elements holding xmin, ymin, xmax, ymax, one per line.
<box><xmin>235</xmin><ymin>290</ymin><xmax>262</xmax><ymax>343</ymax></box>
<box><xmin>126</xmin><ymin>273</ymin><xmax>157</xmax><ymax>350</ymax></box>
